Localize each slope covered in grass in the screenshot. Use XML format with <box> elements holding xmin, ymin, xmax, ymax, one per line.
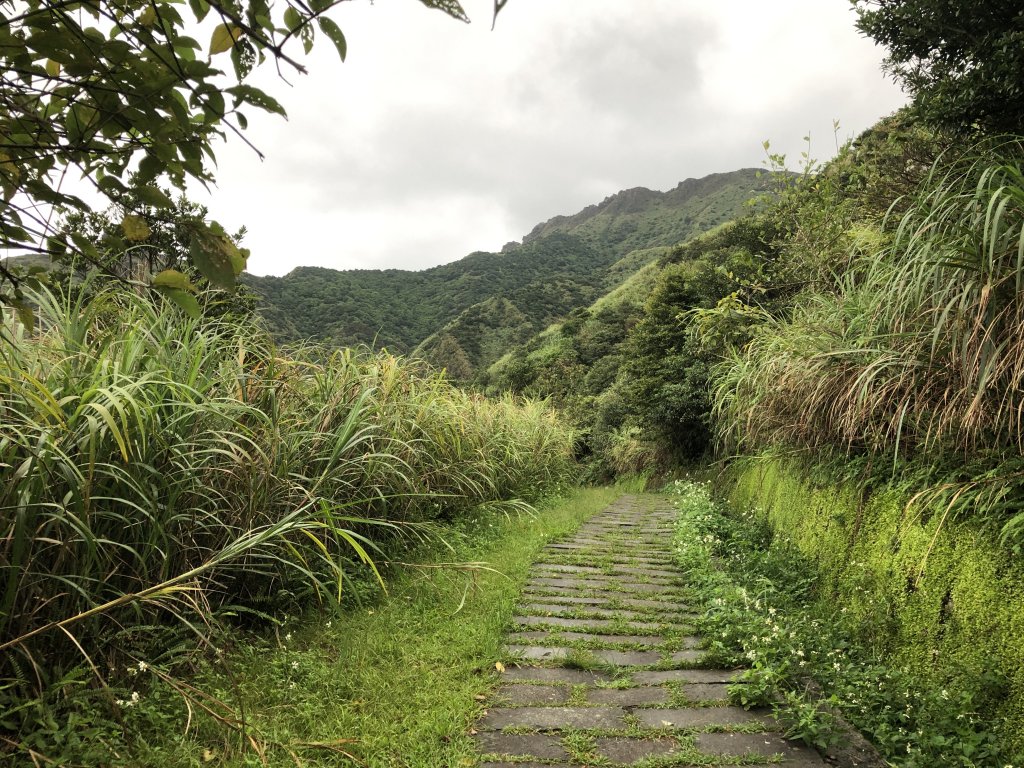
<box><xmin>244</xmin><ymin>169</ymin><xmax>765</xmax><ymax>361</ymax></box>
<box><xmin>0</xmin><ymin>282</ymin><xmax>576</xmax><ymax>763</ymax></box>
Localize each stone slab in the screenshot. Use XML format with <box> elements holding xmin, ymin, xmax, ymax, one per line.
<box><xmin>473</xmin><ymin>732</ymin><xmax>568</xmax><ymax>760</ymax></box>
<box><xmin>616</xmin><ymin>597</ymin><xmax>690</xmax><ymax>611</ymax></box>
<box><xmin>514</xmin><ymin>616</ymin><xmax>665</xmax><ymax>633</ymax></box>
<box><xmin>513</xmin><ymin>615</ymin><xmax>614</xmax><ymax>630</ymax></box>
<box><xmin>508</xmin><ymin>631</ymin><xmax>666</xmax><ymax>647</ymax></box>
<box><xmin>592</xmin><ymin>649</ymin><xmax>661</xmax><ymax>666</ymax></box>
<box><xmin>493</xmin><ymin>684</ymin><xmax>570</xmax><ymax>706</ymax></box>
<box><xmin>695</xmin><ymin>732</ymin><xmax>826</xmax><ymax>764</ymax></box>
<box><xmin>670</xmin><ymin>649</ymin><xmax>706</xmax><ymax>663</ymax></box>
<box><xmin>501</xmin><ymin>666</ymin><xmax>611</xmax><ymax>684</ymax></box>
<box><xmin>505</xmin><ymin>644</ymin><xmax>570</xmax><ymax>661</ymax></box>
<box><xmin>633</xmin><ymin>669</ymin><xmax>741</xmax><ymax>685</ymax></box>
<box><xmin>532</xmin><ymin>564</ymin><xmax>604</xmax><ymax>574</ymax></box>
<box><xmin>526</xmin><ymin>577</ymin><xmax>596</xmax><ymax>589</ymax></box>
<box><xmin>479</xmin><ymin>706</ymin><xmax>626</xmax><ymax>731</ymax></box>
<box><xmin>519</xmin><ymin>604</ymin><xmax>676</xmax><ymax>623</ymax></box>
<box><xmin>517</xmin><ymin>594</ymin><xmax>610</xmax><ymax>606</ymax></box>
<box><xmin>680</xmin><ymin>683</ymin><xmax>731</xmax><ymax>702</ymax></box>
<box><xmin>596</xmin><ymin>736</ymin><xmax>679</xmax><ymax>765</ymax></box>
<box><xmin>634</xmin><ymin>707</ymin><xmax>773</xmax><ymax>729</ymax></box>
<box><xmin>612</xmin><ymin>567</ymin><xmax>680</xmax><ymax>578</ymax></box>
<box><xmin>586</xmin><ymin>686</ymin><xmax>670</xmax><ymax>706</ymax></box>
<box><xmin>601</xmin><ymin>582</ymin><xmax>687</xmax><ymax>594</ymax></box>
<box><xmin>526</xmin><ymin>577</ymin><xmax>683</xmax><ymax>593</ymax></box>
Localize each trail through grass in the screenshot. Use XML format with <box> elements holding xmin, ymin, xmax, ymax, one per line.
<box><xmin>129</xmin><ymin>485</ymin><xmax>633</xmax><ymax>767</ymax></box>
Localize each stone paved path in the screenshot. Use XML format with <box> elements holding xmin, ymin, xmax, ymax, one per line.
<box><xmin>472</xmin><ymin>494</ymin><xmax>826</xmax><ymax>767</ymax></box>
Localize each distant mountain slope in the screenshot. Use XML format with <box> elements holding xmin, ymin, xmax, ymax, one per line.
<box><xmin>244</xmin><ymin>168</ymin><xmax>766</xmax><ymax>356</ymax></box>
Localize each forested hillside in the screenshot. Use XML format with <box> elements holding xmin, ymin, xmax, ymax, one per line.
<box><xmin>244</xmin><ymin>170</ymin><xmax>764</xmax><ymax>358</ymax></box>
<box><xmin>482</xmin><ymin>2</ymin><xmax>1024</xmax><ymax>759</ymax></box>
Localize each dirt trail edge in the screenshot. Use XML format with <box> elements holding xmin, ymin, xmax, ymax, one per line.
<box><xmin>471</xmin><ymin>493</ymin><xmax>826</xmax><ymax>767</ymax></box>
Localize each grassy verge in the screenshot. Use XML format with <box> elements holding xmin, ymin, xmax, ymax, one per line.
<box><xmin>1</xmin><ymin>281</ymin><xmax>577</xmax><ymax>761</ymax></box>
<box><xmin>124</xmin><ymin>484</ymin><xmax>633</xmax><ymax>767</ymax></box>
<box><xmin>667</xmin><ymin>479</ymin><xmax>1022</xmax><ymax>768</ymax></box>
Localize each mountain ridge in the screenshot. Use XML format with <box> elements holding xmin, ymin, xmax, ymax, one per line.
<box><xmin>244</xmin><ymin>168</ymin><xmax>766</xmax><ymax>360</ymax></box>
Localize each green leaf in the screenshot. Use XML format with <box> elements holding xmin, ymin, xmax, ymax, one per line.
<box><xmin>121</xmin><ymin>214</ymin><xmax>151</xmax><ymax>242</ymax></box>
<box><xmin>283</xmin><ymin>6</ymin><xmax>302</xmax><ymax>32</ymax></box>
<box><xmin>45</xmin><ymin>235</ymin><xmax>66</xmax><ymax>257</ymax></box>
<box><xmin>317</xmin><ymin>17</ymin><xmax>346</xmax><ymax>62</ymax></box>
<box><xmin>190</xmin><ymin>232</ymin><xmax>244</xmax><ymax>290</ymax></box>
<box><xmin>151</xmin><ymin>269</ymin><xmax>195</xmax><ymax>292</ymax></box>
<box><xmin>156</xmin><ymin>286</ymin><xmax>201</xmax><ymax>318</ymax></box>
<box><xmin>69</xmin><ymin>231</ymin><xmax>100</xmax><ymax>260</ymax></box>
<box><xmin>139</xmin><ymin>5</ymin><xmax>157</xmax><ymax>27</ymax></box>
<box><xmin>45</xmin><ymin>59</ymin><xmax>60</xmax><ymax>77</ymax></box>
<box><xmin>188</xmin><ymin>0</ymin><xmax>211</xmax><ymax>23</ymax></box>
<box><xmin>11</xmin><ymin>298</ymin><xmax>34</xmax><ymax>333</ymax></box>
<box><xmin>224</xmin><ymin>84</ymin><xmax>286</xmax><ymax>116</ymax></box>
<box><xmin>0</xmin><ymin>151</ymin><xmax>20</xmax><ymax>201</ymax></box>
<box><xmin>135</xmin><ymin>186</ymin><xmax>175</xmax><ymax>208</ymax></box>
<box><xmin>210</xmin><ymin>23</ymin><xmax>240</xmax><ymax>55</ymax></box>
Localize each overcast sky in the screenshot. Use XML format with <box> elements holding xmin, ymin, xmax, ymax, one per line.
<box><xmin>191</xmin><ymin>0</ymin><xmax>908</xmax><ymax>277</ymax></box>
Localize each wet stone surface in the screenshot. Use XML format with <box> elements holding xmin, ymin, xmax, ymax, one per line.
<box><xmin>473</xmin><ymin>732</ymin><xmax>568</xmax><ymax>760</ymax></box>
<box><xmin>595</xmin><ymin>736</ymin><xmax>679</xmax><ymax>764</ymax></box>
<box><xmin>468</xmin><ymin>493</ymin><xmax>828</xmax><ymax>767</ymax></box>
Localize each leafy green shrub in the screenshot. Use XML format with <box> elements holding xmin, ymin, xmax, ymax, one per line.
<box><xmin>715</xmin><ymin>142</ymin><xmax>1024</xmax><ymax>544</ymax></box>
<box><xmin>0</xmin><ymin>281</ymin><xmax>575</xmax><ymax>758</ymax></box>
<box><xmin>668</xmin><ymin>478</ymin><xmax>1022</xmax><ymax>766</ymax></box>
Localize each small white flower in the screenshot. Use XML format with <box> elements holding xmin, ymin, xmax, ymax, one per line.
<box><xmin>284</xmin><ymin>632</ymin><xmax>293</xmax><ymax>642</ymax></box>
<box><xmin>291</xmin><ymin>661</ymin><xmax>299</xmax><ymax>670</ymax></box>
<box><xmin>137</xmin><ymin>661</ymin><xmax>149</xmax><ymax>673</ymax></box>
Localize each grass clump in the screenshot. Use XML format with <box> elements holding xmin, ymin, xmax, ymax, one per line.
<box><xmin>0</xmin><ymin>281</ymin><xmax>577</xmax><ymax>762</ymax></box>
<box><xmin>667</xmin><ymin>479</ymin><xmax>1022</xmax><ymax>767</ymax></box>
<box><xmin>714</xmin><ymin>141</ymin><xmax>1024</xmax><ymax>547</ymax></box>
<box><xmin>125</xmin><ymin>486</ymin><xmax>623</xmax><ymax>767</ymax></box>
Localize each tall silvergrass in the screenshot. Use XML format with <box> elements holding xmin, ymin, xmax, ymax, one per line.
<box><xmin>714</xmin><ymin>143</ymin><xmax>1024</xmax><ymax>539</ymax></box>
<box><xmin>0</xmin><ymin>282</ymin><xmax>575</xmax><ymax>727</ymax></box>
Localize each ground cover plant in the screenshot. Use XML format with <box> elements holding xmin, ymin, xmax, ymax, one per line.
<box><xmin>0</xmin><ymin>281</ymin><xmax>576</xmax><ymax>763</ymax></box>
<box><xmin>667</xmin><ymin>479</ymin><xmax>1020</xmax><ymax>767</ymax></box>
<box><xmin>714</xmin><ymin>141</ymin><xmax>1024</xmax><ymax>549</ymax></box>
<box><xmin>105</xmin><ymin>486</ymin><xmax>626</xmax><ymax>766</ymax></box>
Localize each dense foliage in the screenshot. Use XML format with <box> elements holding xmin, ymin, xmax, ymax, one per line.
<box><xmin>0</xmin><ymin>283</ymin><xmax>574</xmax><ymax>760</ymax></box>
<box><xmin>0</xmin><ymin>0</ymin><xmax>480</xmax><ymax>310</ymax></box>
<box><xmin>484</xmin><ymin>196</ymin><xmax>794</xmax><ymax>476</ymax></box>
<box><xmin>854</xmin><ymin>0</ymin><xmax>1024</xmax><ymax>135</ymax></box>
<box><xmin>245</xmin><ymin>169</ymin><xmax>764</xmax><ymax>368</ymax></box>
<box><xmin>670</xmin><ymin>479</ymin><xmax>1020</xmax><ymax>766</ymax></box>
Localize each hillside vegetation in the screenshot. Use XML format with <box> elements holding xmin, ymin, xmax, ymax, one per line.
<box><xmin>0</xmin><ymin>281</ymin><xmax>575</xmax><ymax>761</ymax></box>
<box><xmin>480</xmin><ymin>2</ymin><xmax>1024</xmax><ymax>757</ymax></box>
<box><xmin>244</xmin><ymin>170</ymin><xmax>765</xmax><ymax>367</ymax></box>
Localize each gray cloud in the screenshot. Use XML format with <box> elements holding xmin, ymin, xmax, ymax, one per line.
<box><xmin>192</xmin><ymin>0</ymin><xmax>907</xmax><ymax>276</ymax></box>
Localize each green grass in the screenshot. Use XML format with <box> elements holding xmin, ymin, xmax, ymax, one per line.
<box><xmin>0</xmin><ymin>280</ymin><xmax>577</xmax><ymax>762</ymax></box>
<box><xmin>127</xmin><ymin>485</ymin><xmax>632</xmax><ymax>767</ymax></box>
<box><xmin>713</xmin><ymin>141</ymin><xmax>1024</xmax><ymax>546</ymax></box>
<box><xmin>668</xmin><ymin>477</ymin><xmax>1022</xmax><ymax>766</ymax></box>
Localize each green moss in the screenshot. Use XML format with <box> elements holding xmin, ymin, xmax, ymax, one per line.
<box><xmin>730</xmin><ymin>457</ymin><xmax>1024</xmax><ymax>751</ymax></box>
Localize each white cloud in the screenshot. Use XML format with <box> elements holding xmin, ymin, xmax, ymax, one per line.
<box><xmin>189</xmin><ymin>0</ymin><xmax>907</xmax><ymax>276</ymax></box>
